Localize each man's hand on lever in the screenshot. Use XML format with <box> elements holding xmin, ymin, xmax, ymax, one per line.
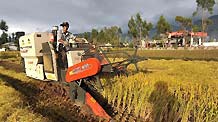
<box><xmin>75</xmin><ymin>38</ymin><xmax>88</xmax><ymax>43</ymax></box>
<box><xmin>58</xmin><ymin>38</ymin><xmax>88</xmax><ymax>48</ymax></box>
<box><xmin>58</xmin><ymin>39</ymin><xmax>69</xmax><ymax>46</ymax></box>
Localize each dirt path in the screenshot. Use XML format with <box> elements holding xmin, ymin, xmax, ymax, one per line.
<box><xmin>0</xmin><ymin>60</ymin><xmax>102</xmax><ymax>122</ymax></box>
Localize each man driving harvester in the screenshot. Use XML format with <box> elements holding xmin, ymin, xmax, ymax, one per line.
<box><xmin>58</xmin><ymin>21</ymin><xmax>86</xmax><ymax>69</ymax></box>
<box><xmin>56</xmin><ymin>22</ymin><xmax>111</xmax><ymax>120</ymax></box>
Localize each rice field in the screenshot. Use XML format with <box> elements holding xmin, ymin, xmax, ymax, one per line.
<box><xmin>1</xmin><ymin>51</ymin><xmax>218</xmax><ymax>121</ymax></box>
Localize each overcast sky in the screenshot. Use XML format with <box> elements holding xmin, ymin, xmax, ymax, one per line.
<box><xmin>0</xmin><ymin>0</ymin><xmax>217</xmax><ymax>34</ymax></box>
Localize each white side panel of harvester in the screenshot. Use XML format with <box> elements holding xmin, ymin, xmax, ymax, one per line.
<box><xmin>19</xmin><ymin>32</ymin><xmax>49</xmax><ymax>57</ymax></box>
<box><xmin>24</xmin><ymin>57</ymin><xmax>44</xmax><ymax>80</ymax></box>
<box><xmin>43</xmin><ymin>42</ymin><xmax>59</xmax><ymax>81</ymax></box>
<box><xmin>67</xmin><ymin>50</ymin><xmax>84</xmax><ymax>67</ymax></box>
<box><xmin>19</xmin><ymin>32</ymin><xmax>50</xmax><ymax>80</ymax></box>
<box><xmin>45</xmin><ymin>72</ymin><xmax>58</xmax><ymax>81</ymax></box>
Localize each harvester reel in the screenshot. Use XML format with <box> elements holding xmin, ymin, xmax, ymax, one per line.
<box><xmin>112</xmin><ymin>47</ymin><xmax>147</xmax><ymax>73</ymax></box>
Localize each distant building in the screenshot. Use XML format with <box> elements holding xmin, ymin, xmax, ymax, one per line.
<box><xmin>203</xmin><ymin>42</ymin><xmax>218</xmax><ymax>47</ymax></box>
<box><xmin>0</xmin><ymin>48</ymin><xmax>6</xmax><ymax>52</ymax></box>
<box><xmin>168</xmin><ymin>31</ymin><xmax>208</xmax><ymax>47</ymax></box>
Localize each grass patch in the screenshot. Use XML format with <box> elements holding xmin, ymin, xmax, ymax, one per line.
<box><xmin>138</xmin><ymin>49</ymin><xmax>218</xmax><ymax>61</ymax></box>
<box><xmin>0</xmin><ymin>51</ymin><xmax>20</xmax><ymax>59</ymax></box>
<box><xmin>107</xmin><ymin>49</ymin><xmax>218</xmax><ymax>61</ymax></box>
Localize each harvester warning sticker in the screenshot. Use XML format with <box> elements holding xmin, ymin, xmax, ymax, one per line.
<box><xmin>69</xmin><ymin>64</ymin><xmax>91</xmax><ymax>75</ymax></box>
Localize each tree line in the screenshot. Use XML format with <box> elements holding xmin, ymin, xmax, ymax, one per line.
<box><xmin>78</xmin><ymin>26</ymin><xmax>122</xmax><ymax>45</ymax></box>
<box><xmin>0</xmin><ymin>20</ymin><xmax>23</xmax><ymax>46</ymax></box>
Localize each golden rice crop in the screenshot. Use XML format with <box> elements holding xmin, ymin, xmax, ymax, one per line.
<box><xmin>102</xmin><ymin>59</ymin><xmax>218</xmax><ymax>121</ymax></box>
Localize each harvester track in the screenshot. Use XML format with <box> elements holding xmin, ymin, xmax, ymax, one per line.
<box><xmin>0</xmin><ymin>60</ymin><xmax>102</xmax><ymax>122</ymax></box>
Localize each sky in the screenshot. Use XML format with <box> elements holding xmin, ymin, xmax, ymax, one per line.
<box><xmin>0</xmin><ymin>0</ymin><xmax>217</xmax><ymax>34</ymax></box>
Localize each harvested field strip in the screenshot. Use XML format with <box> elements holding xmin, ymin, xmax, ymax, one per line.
<box><xmin>0</xmin><ymin>66</ymin><xmax>101</xmax><ymax>122</ymax></box>
<box><xmin>0</xmin><ymin>78</ymin><xmax>49</xmax><ymax>122</ymax></box>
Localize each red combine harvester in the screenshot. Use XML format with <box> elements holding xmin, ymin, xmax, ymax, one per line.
<box><xmin>19</xmin><ymin>26</ymin><xmax>146</xmax><ymax>120</ymax></box>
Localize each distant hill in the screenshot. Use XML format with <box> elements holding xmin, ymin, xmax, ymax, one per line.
<box><xmin>207</xmin><ymin>15</ymin><xmax>218</xmax><ymax>39</ymax></box>
<box><xmin>194</xmin><ymin>15</ymin><xmax>218</xmax><ymax>39</ymax></box>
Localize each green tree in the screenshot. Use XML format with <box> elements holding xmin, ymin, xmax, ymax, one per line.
<box><xmin>118</xmin><ymin>27</ymin><xmax>122</xmax><ymax>45</ymax></box>
<box><xmin>156</xmin><ymin>15</ymin><xmax>171</xmax><ymax>35</ymax></box>
<box><xmin>175</xmin><ymin>16</ymin><xmax>193</xmax><ymax>47</ymax></box>
<box><xmin>110</xmin><ymin>26</ymin><xmax>122</xmax><ymax>45</ymax></box>
<box><xmin>12</xmin><ymin>33</ymin><xmax>15</xmax><ymax>41</ymax></box>
<box><xmin>118</xmin><ymin>27</ymin><xmax>122</xmax><ymax>35</ymax></box>
<box><xmin>0</xmin><ymin>20</ymin><xmax>8</xmax><ymax>32</ymax></box>
<box><xmin>83</xmin><ymin>32</ymin><xmax>90</xmax><ymax>41</ymax></box>
<box><xmin>194</xmin><ymin>0</ymin><xmax>215</xmax><ymax>42</ymax></box>
<box><xmin>136</xmin><ymin>13</ymin><xmax>143</xmax><ymax>40</ymax></box>
<box><xmin>142</xmin><ymin>20</ymin><xmax>153</xmax><ymax>39</ymax></box>
<box><xmin>128</xmin><ymin>16</ymin><xmax>137</xmax><ymax>39</ymax></box>
<box><xmin>91</xmin><ymin>29</ymin><xmax>98</xmax><ymax>44</ymax></box>
<box><xmin>102</xmin><ymin>26</ymin><xmax>122</xmax><ymax>45</ymax></box>
<box><xmin>192</xmin><ymin>25</ymin><xmax>201</xmax><ymax>32</ymax></box>
<box><xmin>90</xmin><ymin>26</ymin><xmax>122</xmax><ymax>45</ymax></box>
<box><xmin>175</xmin><ymin>16</ymin><xmax>192</xmax><ymax>31</ymax></box>
<box><xmin>0</xmin><ymin>20</ymin><xmax>9</xmax><ymax>44</ymax></box>
<box><xmin>0</xmin><ymin>32</ymin><xmax>8</xmax><ymax>44</ymax></box>
<box><xmin>128</xmin><ymin>13</ymin><xmax>153</xmax><ymax>46</ymax></box>
<box><xmin>97</xmin><ymin>30</ymin><xmax>105</xmax><ymax>44</ymax></box>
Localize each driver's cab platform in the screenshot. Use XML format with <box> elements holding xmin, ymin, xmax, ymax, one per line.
<box><xmin>41</xmin><ymin>41</ymin><xmax>92</xmax><ymax>82</ymax></box>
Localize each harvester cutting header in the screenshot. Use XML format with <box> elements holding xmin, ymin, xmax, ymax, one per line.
<box><xmin>19</xmin><ymin>22</ymin><xmax>146</xmax><ymax>120</ymax></box>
